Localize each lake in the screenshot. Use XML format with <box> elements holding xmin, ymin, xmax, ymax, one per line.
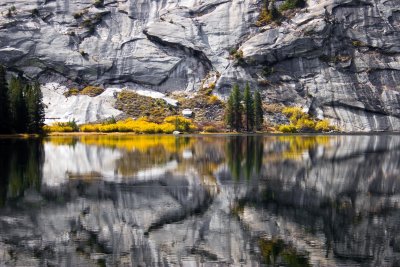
<box><xmin>0</xmin><ymin>134</ymin><xmax>399</xmax><ymax>266</ymax></box>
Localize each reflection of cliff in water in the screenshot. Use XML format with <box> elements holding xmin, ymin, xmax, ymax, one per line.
<box><xmin>235</xmin><ymin>135</ymin><xmax>400</xmax><ymax>266</ymax></box>
<box><xmin>0</xmin><ymin>135</ymin><xmax>399</xmax><ymax>266</ymax></box>
<box><xmin>0</xmin><ymin>138</ymin><xmax>43</xmax><ymax>206</ymax></box>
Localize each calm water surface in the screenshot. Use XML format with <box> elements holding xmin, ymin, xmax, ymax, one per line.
<box><xmin>0</xmin><ymin>134</ymin><xmax>400</xmax><ymax>267</ymax></box>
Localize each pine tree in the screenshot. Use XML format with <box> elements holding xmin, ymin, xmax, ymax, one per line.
<box><xmin>26</xmin><ymin>82</ymin><xmax>45</xmax><ymax>133</ymax></box>
<box><xmin>243</xmin><ymin>83</ymin><xmax>254</xmax><ymax>132</ymax></box>
<box><xmin>231</xmin><ymin>84</ymin><xmax>243</xmax><ymax>131</ymax></box>
<box><xmin>225</xmin><ymin>84</ymin><xmax>243</xmax><ymax>131</ymax></box>
<box><xmin>0</xmin><ymin>65</ymin><xmax>11</xmax><ymax>133</ymax></box>
<box><xmin>9</xmin><ymin>76</ymin><xmax>28</xmax><ymax>133</ymax></box>
<box><xmin>225</xmin><ymin>93</ymin><xmax>235</xmax><ymax>130</ymax></box>
<box><xmin>254</xmin><ymin>90</ymin><xmax>264</xmax><ymax>131</ymax></box>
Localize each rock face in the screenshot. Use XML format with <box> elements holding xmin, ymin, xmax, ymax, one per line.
<box><xmin>0</xmin><ymin>0</ymin><xmax>399</xmax><ymax>131</ymax></box>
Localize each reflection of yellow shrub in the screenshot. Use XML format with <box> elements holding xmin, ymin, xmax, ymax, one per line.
<box><xmin>78</xmin><ymin>135</ymin><xmax>193</xmax><ymax>153</ymax></box>
<box><xmin>278</xmin><ymin>135</ymin><xmax>331</xmax><ymax>160</ymax></box>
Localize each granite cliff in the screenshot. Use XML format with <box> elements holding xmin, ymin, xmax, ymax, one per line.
<box><xmin>0</xmin><ymin>0</ymin><xmax>399</xmax><ymax>131</ymax></box>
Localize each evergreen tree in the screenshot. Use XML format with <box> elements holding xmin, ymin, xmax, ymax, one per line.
<box><xmin>225</xmin><ymin>84</ymin><xmax>243</xmax><ymax>131</ymax></box>
<box><xmin>254</xmin><ymin>90</ymin><xmax>264</xmax><ymax>131</ymax></box>
<box><xmin>26</xmin><ymin>82</ymin><xmax>45</xmax><ymax>133</ymax></box>
<box><xmin>243</xmin><ymin>83</ymin><xmax>254</xmax><ymax>132</ymax></box>
<box><xmin>0</xmin><ymin>65</ymin><xmax>10</xmax><ymax>133</ymax></box>
<box><xmin>231</xmin><ymin>84</ymin><xmax>243</xmax><ymax>131</ymax></box>
<box><xmin>225</xmin><ymin>93</ymin><xmax>235</xmax><ymax>129</ymax></box>
<box><xmin>9</xmin><ymin>76</ymin><xmax>28</xmax><ymax>133</ymax></box>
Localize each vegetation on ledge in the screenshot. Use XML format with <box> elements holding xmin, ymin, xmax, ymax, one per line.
<box><xmin>44</xmin><ymin>116</ymin><xmax>196</xmax><ymax>134</ymax></box>
<box><xmin>115</xmin><ymin>90</ymin><xmax>177</xmax><ymax>123</ymax></box>
<box><xmin>256</xmin><ymin>0</ymin><xmax>281</xmax><ymax>26</ymax></box>
<box><xmin>277</xmin><ymin>107</ymin><xmax>336</xmax><ymax>133</ymax></box>
<box><xmin>256</xmin><ymin>0</ymin><xmax>306</xmax><ymax>27</ymax></box>
<box><xmin>225</xmin><ymin>83</ymin><xmax>264</xmax><ymax>132</ymax></box>
<box><xmin>63</xmin><ymin>86</ymin><xmax>104</xmax><ymax>97</ymax></box>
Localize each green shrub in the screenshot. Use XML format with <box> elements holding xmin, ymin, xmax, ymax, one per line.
<box><xmin>82</xmin><ymin>19</ymin><xmax>93</xmax><ymax>28</ymax></box>
<box><xmin>31</xmin><ymin>8</ymin><xmax>39</xmax><ymax>16</ymax></box>
<box><xmin>164</xmin><ymin>116</ymin><xmax>196</xmax><ymax>132</ymax></box>
<box><xmin>93</xmin><ymin>0</ymin><xmax>104</xmax><ymax>8</ymax></box>
<box><xmin>79</xmin><ymin>50</ymin><xmax>88</xmax><ymax>57</ymax></box>
<box><xmin>256</xmin><ymin>6</ymin><xmax>281</xmax><ymax>26</ymax></box>
<box><xmin>102</xmin><ymin>116</ymin><xmax>116</xmax><ymax>125</ymax></box>
<box><xmin>279</xmin><ymin>0</ymin><xmax>306</xmax><ymax>12</ymax></box>
<box><xmin>73</xmin><ymin>12</ymin><xmax>83</xmax><ymax>19</ymax></box>
<box><xmin>44</xmin><ymin>120</ymin><xmax>79</xmax><ymax>132</ymax></box>
<box><xmin>262</xmin><ymin>66</ymin><xmax>274</xmax><ymax>77</ymax></box>
<box><xmin>352</xmin><ymin>40</ymin><xmax>365</xmax><ymax>47</ymax></box>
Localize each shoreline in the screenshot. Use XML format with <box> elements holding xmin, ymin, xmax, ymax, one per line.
<box><xmin>1</xmin><ymin>131</ymin><xmax>400</xmax><ymax>138</ymax></box>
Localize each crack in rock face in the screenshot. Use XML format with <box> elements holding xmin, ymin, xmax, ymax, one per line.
<box><xmin>0</xmin><ymin>0</ymin><xmax>400</xmax><ymax>130</ymax></box>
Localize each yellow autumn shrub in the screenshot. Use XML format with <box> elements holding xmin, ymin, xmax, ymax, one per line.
<box><xmin>80</xmin><ymin>124</ymin><xmax>100</xmax><ymax>132</ymax></box>
<box><xmin>43</xmin><ymin>124</ymin><xmax>74</xmax><ymax>132</ymax></box>
<box><xmin>315</xmin><ymin>119</ymin><xmax>335</xmax><ymax>132</ymax></box>
<box><xmin>278</xmin><ymin>107</ymin><xmax>336</xmax><ymax>133</ymax></box>
<box><xmin>278</xmin><ymin>124</ymin><xmax>297</xmax><ymax>133</ymax></box>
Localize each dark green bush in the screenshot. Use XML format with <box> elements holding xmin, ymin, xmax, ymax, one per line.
<box><xmin>279</xmin><ymin>0</ymin><xmax>306</xmax><ymax>12</ymax></box>
<box><xmin>93</xmin><ymin>0</ymin><xmax>104</xmax><ymax>8</ymax></box>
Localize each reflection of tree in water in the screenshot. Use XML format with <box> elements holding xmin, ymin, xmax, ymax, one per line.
<box><xmin>226</xmin><ymin>136</ymin><xmax>264</xmax><ymax>180</ymax></box>
<box><xmin>0</xmin><ymin>139</ymin><xmax>44</xmax><ymax>206</ymax></box>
